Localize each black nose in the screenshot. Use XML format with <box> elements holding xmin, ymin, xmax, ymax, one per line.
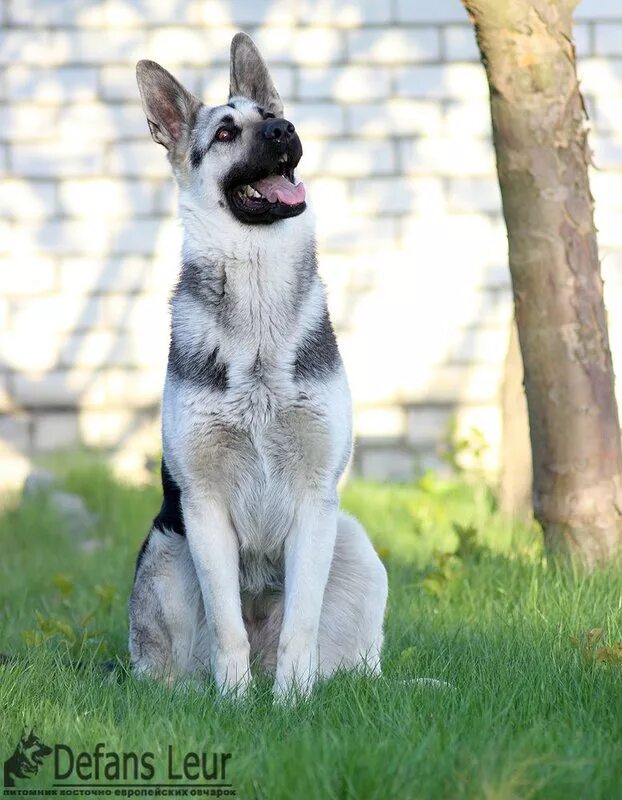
<box><xmin>262</xmin><ymin>118</ymin><xmax>295</xmax><ymax>142</ymax></box>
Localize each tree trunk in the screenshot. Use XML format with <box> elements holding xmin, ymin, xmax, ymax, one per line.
<box><xmin>463</xmin><ymin>0</ymin><xmax>622</xmax><ymax>566</ymax></box>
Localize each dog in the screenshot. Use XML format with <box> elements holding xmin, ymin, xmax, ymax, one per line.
<box><xmin>129</xmin><ymin>32</ymin><xmax>388</xmax><ymax>700</ymax></box>
<box><xmin>4</xmin><ymin>730</ymin><xmax>52</xmax><ymax>787</ymax></box>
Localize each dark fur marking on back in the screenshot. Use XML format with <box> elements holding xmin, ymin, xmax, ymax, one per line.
<box><xmin>169</xmin><ymin>338</ymin><xmax>228</xmax><ymax>391</ymax></box>
<box><xmin>294</xmin><ymin>309</ymin><xmax>339</xmax><ymax>381</ymax></box>
<box><xmin>134</xmin><ymin>460</ymin><xmax>186</xmax><ymax>578</ymax></box>
<box><xmin>153</xmin><ymin>459</ymin><xmax>186</xmax><ymax>536</ymax></box>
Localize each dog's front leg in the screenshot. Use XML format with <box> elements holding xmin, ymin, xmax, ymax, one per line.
<box><xmin>182</xmin><ymin>495</ymin><xmax>251</xmax><ymax>697</ymax></box>
<box><xmin>275</xmin><ymin>497</ymin><xmax>338</xmax><ymax>700</ymax></box>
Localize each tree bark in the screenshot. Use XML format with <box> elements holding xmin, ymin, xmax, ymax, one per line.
<box><xmin>463</xmin><ymin>0</ymin><xmax>622</xmax><ymax>566</ymax></box>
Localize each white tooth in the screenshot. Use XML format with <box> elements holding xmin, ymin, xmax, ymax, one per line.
<box><xmin>245</xmin><ymin>185</ymin><xmax>254</xmax><ymax>197</ymax></box>
<box><xmin>252</xmin><ymin>188</ymin><xmax>262</xmax><ymax>198</ymax></box>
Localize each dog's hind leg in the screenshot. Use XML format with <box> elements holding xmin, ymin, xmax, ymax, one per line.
<box><xmin>129</xmin><ymin>528</ymin><xmax>204</xmax><ymax>686</ymax></box>
<box><xmin>316</xmin><ymin>511</ymin><xmax>388</xmax><ymax>678</ymax></box>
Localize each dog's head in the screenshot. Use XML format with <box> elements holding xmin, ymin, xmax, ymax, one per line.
<box><xmin>136</xmin><ymin>33</ymin><xmax>306</xmax><ymax>226</ymax></box>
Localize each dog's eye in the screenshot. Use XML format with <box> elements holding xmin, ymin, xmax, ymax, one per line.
<box><xmin>215</xmin><ymin>128</ymin><xmax>236</xmax><ymax>143</ymax></box>
<box><xmin>263</xmin><ymin>112</ymin><xmax>276</xmax><ymax>120</ymax></box>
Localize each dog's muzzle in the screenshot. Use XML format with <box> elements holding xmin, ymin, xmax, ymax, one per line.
<box><xmin>224</xmin><ymin>118</ymin><xmax>307</xmax><ymax>225</ymax></box>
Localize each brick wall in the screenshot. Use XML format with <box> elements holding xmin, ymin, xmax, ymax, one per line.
<box><xmin>1</xmin><ymin>0</ymin><xmax>622</xmax><ymax>486</ymax></box>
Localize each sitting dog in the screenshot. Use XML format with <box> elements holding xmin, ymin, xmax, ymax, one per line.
<box><xmin>129</xmin><ymin>33</ymin><xmax>388</xmax><ymax>699</ymax></box>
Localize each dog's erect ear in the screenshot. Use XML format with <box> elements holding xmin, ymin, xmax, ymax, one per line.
<box><xmin>229</xmin><ymin>32</ymin><xmax>283</xmax><ymax>116</ymax></box>
<box><xmin>136</xmin><ymin>60</ymin><xmax>201</xmax><ymax>150</ymax></box>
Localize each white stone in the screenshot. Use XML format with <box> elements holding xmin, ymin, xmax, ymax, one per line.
<box><xmin>396</xmin><ymin>63</ymin><xmax>489</xmax><ymax>99</ymax></box>
<box><xmin>7</xmin><ymin>67</ymin><xmax>98</xmax><ymax>103</ymax></box>
<box><xmin>396</xmin><ymin>0</ymin><xmax>469</xmax><ymax>23</ymax></box>
<box><xmin>399</xmin><ymin>136</ymin><xmax>495</xmax><ymax>176</ymax></box>
<box><xmin>254</xmin><ymin>27</ymin><xmax>345</xmax><ymax>65</ymax></box>
<box><xmin>347</xmin><ymin>27</ymin><xmax>440</xmax><ymax>64</ymax></box>
<box><xmin>0</xmin><ymin>179</ymin><xmax>57</xmax><ymax>219</ymax></box>
<box><xmin>347</xmin><ymin>99</ymin><xmax>443</xmax><ymax>137</ymax></box>
<box><xmin>58</xmin><ymin>178</ymin><xmax>156</xmax><ymax>217</ymax></box>
<box><xmin>444</xmin><ymin>25</ymin><xmax>480</xmax><ymax>62</ymax></box>
<box><xmin>302</xmin><ymin>138</ymin><xmax>396</xmax><ymax>177</ymax></box>
<box><xmin>11</xmin><ymin>141</ymin><xmax>104</xmax><ymax>177</ymax></box>
<box><xmin>299</xmin><ymin>66</ymin><xmax>392</xmax><ymax>102</ymax></box>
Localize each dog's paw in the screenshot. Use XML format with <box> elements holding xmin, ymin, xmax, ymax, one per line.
<box><xmin>213</xmin><ymin>649</ymin><xmax>252</xmax><ymax>700</ymax></box>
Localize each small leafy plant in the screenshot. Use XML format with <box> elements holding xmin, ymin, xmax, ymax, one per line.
<box><xmin>22</xmin><ymin>573</ymin><xmax>117</xmax><ymax>662</ymax></box>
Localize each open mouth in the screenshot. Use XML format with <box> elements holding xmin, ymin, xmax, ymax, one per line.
<box><xmin>226</xmin><ymin>153</ymin><xmax>307</xmax><ymax>224</ymax></box>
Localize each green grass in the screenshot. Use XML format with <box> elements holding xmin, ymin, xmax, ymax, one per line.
<box><xmin>1</xmin><ymin>458</ymin><xmax>622</xmax><ymax>799</ymax></box>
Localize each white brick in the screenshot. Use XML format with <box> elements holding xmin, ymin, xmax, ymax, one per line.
<box><xmin>318</xmin><ymin>216</ymin><xmax>397</xmax><ymax>253</ymax></box>
<box><xmin>347</xmin><ymin>27</ymin><xmax>440</xmax><ymax>64</ymax></box>
<box><xmin>350</xmin><ymin>177</ymin><xmax>445</xmax><ymax>215</ymax></box>
<box><xmin>7</xmin><ymin>67</ymin><xmax>98</xmax><ymax>103</ymax></box>
<box><xmin>0</xmin><ymin>180</ymin><xmax>57</xmax><ymax>219</ymax></box>
<box><xmin>0</xmin><ymin>31</ymin><xmax>65</xmax><ymax>67</ymax></box>
<box><xmin>578</xmin><ymin>58</ymin><xmax>622</xmax><ymax>96</ymax></box>
<box><xmin>50</xmin><ymin>30</ymin><xmax>148</xmax><ymax>64</ymax></box>
<box><xmin>106</xmin><ymin>0</ymin><xmax>200</xmax><ymax>26</ymax></box>
<box><xmin>574</xmin><ymin>23</ymin><xmax>592</xmax><ymax>57</ymax></box>
<box><xmin>107</xmin><ymin>141</ymin><xmax>170</xmax><ymax>178</ymax></box>
<box><xmin>444</xmin><ymin>25</ymin><xmax>480</xmax><ymax>62</ymax></box>
<box><xmin>1</xmin><ymin>330</ymin><xmax>63</xmax><ymax>371</ymax></box>
<box><xmin>12</xmin><ymin>220</ymin><xmax>109</xmax><ymax>254</ymax></box>
<box><xmin>403</xmin><ymin>364</ymin><xmax>502</xmax><ymax>404</ymax></box>
<box><xmin>147</xmin><ymin>27</ymin><xmax>235</xmax><ymax>65</ymax></box>
<box><xmin>358</xmin><ymin>448</ymin><xmax>416</xmax><ymax>482</ymax></box>
<box><xmin>59</xmin><ymin>332</ymin><xmax>130</xmax><ymax>368</ymax></box>
<box><xmin>575</xmin><ymin>0</ymin><xmax>622</xmax><ymax>20</ymax></box>
<box><xmin>447</xmin><ymin>327</ymin><xmax>510</xmax><ymax>364</ymax></box>
<box><xmin>302</xmin><ymin>139</ymin><xmax>396</xmax><ymax>177</ymax></box>
<box><xmin>100</xmin><ymin>66</ymin><xmax>200</xmax><ymax>101</ymax></box>
<box><xmin>12</xmin><ymin>366</ymin><xmax>164</xmax><ymax>409</ymax></box>
<box><xmin>591</xmin><ymin>95</ymin><xmax>622</xmax><ymax>132</ymax></box>
<box><xmin>396</xmin><ymin>0</ymin><xmax>468</xmax><ymax>23</ymax></box>
<box><xmin>595</xmin><ymin>23</ymin><xmax>622</xmax><ymax>56</ymax></box>
<box><xmin>11</xmin><ymin>142</ymin><xmax>104</xmax><ymax>177</ymax></box>
<box><xmin>591</xmin><ymin>171</ymin><xmax>622</xmax><ymax>208</ymax></box>
<box><xmin>447</xmin><ymin>177</ymin><xmax>502</xmax><ymax>213</ymax></box>
<box><xmin>11</xmin><ymin>294</ymin><xmax>105</xmax><ymax>333</ymax></box>
<box><xmin>101</xmin><ymin>294</ymin><xmax>167</xmax><ymax>330</ymax></box>
<box><xmin>110</xmin><ymin>219</ymin><xmax>168</xmax><ymax>254</ymax></box>
<box><xmin>396</xmin><ymin>63</ymin><xmax>488</xmax><ymax>99</ymax></box>
<box><xmin>399</xmin><ymin>137</ymin><xmax>495</xmax><ymax>176</ymax></box>
<box><xmin>32</xmin><ymin>413</ymin><xmax>80</xmax><ymax>453</ymax></box>
<box><xmin>202</xmin><ymin>66</ymin><xmax>295</xmax><ymax>104</ymax></box>
<box><xmin>254</xmin><ymin>28</ymin><xmax>345</xmax><ymax>65</ymax></box>
<box><xmin>0</xmin><ymin>104</ymin><xmax>58</xmax><ymax>140</ymax></box>
<box><xmin>58</xmin><ymin>102</ymin><xmax>147</xmax><ymax>141</ymax></box>
<box><xmin>348</xmin><ymin>99</ymin><xmax>442</xmax><ymax>137</ymax></box>
<box><xmin>11</xmin><ymin>370</ymin><xmax>103</xmax><ymax>408</ymax></box>
<box><xmin>204</xmin><ymin>0</ymin><xmax>296</xmax><ymax>26</ymax></box>
<box><xmin>299</xmin><ymin>66</ymin><xmax>391</xmax><ymax>102</ymax></box>
<box><xmin>0</xmin><ymin>257</ymin><xmax>56</xmax><ymax>294</ymax></box>
<box><xmin>591</xmin><ymin>134</ymin><xmax>622</xmax><ymax>169</ymax></box>
<box><xmin>59</xmin><ymin>256</ymin><xmax>154</xmax><ymax>294</ymax></box>
<box><xmin>288</xmin><ymin>103</ymin><xmax>346</xmax><ymax>137</ymax></box>
<box><xmin>58</xmin><ymin>178</ymin><xmax>156</xmax><ymax>217</ymax></box>
<box><xmin>443</xmin><ymin>99</ymin><xmax>491</xmax><ymax>138</ymax></box>
<box><xmin>60</xmin><ymin>330</ymin><xmax>167</xmax><ymax>368</ymax></box>
<box><xmin>354</xmin><ymin>406</ymin><xmax>406</xmax><ymax>439</ymax></box>
<box><xmin>300</xmin><ymin>0</ymin><xmax>391</xmax><ymax>26</ymax></box>
<box><xmin>8</xmin><ymin>0</ymin><xmax>105</xmax><ymax>26</ymax></box>
<box><xmin>0</xmin><ymin>414</ymin><xmax>30</xmax><ymax>451</ymax></box>
<box><xmin>406</xmin><ymin>406</ymin><xmax>452</xmax><ymax>445</ymax></box>
<box><xmin>80</xmin><ymin>410</ymin><xmax>134</xmax><ymax>447</ymax></box>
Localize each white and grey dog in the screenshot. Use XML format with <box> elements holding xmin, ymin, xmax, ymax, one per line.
<box><xmin>129</xmin><ymin>33</ymin><xmax>388</xmax><ymax>700</ymax></box>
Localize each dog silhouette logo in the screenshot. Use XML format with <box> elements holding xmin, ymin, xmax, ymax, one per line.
<box><xmin>3</xmin><ymin>728</ymin><xmax>52</xmax><ymax>787</ymax></box>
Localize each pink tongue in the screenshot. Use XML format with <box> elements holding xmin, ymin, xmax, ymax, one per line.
<box><xmin>251</xmin><ymin>175</ymin><xmax>306</xmax><ymax>206</ymax></box>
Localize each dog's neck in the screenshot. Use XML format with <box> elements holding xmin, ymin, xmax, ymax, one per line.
<box><xmin>172</xmin><ymin>197</ymin><xmax>322</xmax><ymax>365</ymax></box>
